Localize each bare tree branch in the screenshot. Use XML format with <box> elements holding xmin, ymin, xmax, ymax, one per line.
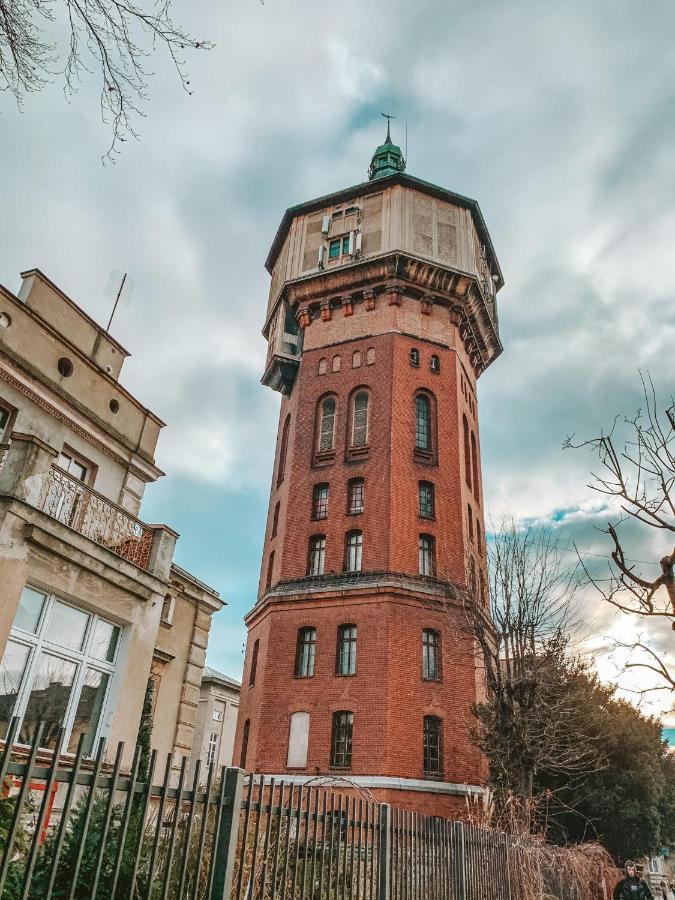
<box><xmin>0</xmin><ymin>0</ymin><xmax>213</xmax><ymax>160</ymax></box>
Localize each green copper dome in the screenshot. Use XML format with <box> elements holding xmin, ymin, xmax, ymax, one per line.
<box><xmin>368</xmin><ymin>122</ymin><xmax>406</xmax><ymax>180</ymax></box>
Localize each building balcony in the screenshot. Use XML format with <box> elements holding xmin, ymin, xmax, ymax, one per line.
<box><xmin>0</xmin><ymin>433</ymin><xmax>177</xmax><ymax>583</ymax></box>
<box><xmin>34</xmin><ymin>466</ymin><xmax>154</xmax><ymax>569</ymax></box>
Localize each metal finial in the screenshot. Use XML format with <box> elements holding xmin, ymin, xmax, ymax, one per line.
<box><xmin>381</xmin><ymin>112</ymin><xmax>396</xmax><ymax>142</ymax></box>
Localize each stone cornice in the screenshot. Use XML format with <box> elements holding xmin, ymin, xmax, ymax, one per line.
<box><xmin>264</xmin><ymin>251</ymin><xmax>502</xmax><ymax>375</ymax></box>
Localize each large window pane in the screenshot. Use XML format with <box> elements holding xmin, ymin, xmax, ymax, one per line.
<box><xmin>20</xmin><ymin>652</ymin><xmax>77</xmax><ymax>749</ymax></box>
<box><xmin>68</xmin><ymin>669</ymin><xmax>110</xmax><ymax>755</ymax></box>
<box><xmin>90</xmin><ymin>619</ymin><xmax>119</xmax><ymax>663</ymax></box>
<box><xmin>14</xmin><ymin>587</ymin><xmax>46</xmax><ymax>634</ymax></box>
<box><xmin>45</xmin><ymin>601</ymin><xmax>89</xmax><ymax>651</ymax></box>
<box><xmin>0</xmin><ymin>640</ymin><xmax>31</xmax><ymax>739</ymax></box>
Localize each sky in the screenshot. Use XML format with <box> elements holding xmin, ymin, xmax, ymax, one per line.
<box><xmin>1</xmin><ymin>0</ymin><xmax>675</xmax><ymax>722</ymax></box>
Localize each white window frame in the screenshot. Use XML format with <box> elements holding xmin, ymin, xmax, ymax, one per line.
<box><xmin>4</xmin><ymin>587</ymin><xmax>120</xmax><ymax>756</ymax></box>
<box><xmin>207</xmin><ymin>732</ymin><xmax>219</xmax><ymax>768</ymax></box>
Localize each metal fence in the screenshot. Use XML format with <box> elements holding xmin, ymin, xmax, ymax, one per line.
<box><xmin>0</xmin><ymin>720</ymin><xmax>608</xmax><ymax>899</ymax></box>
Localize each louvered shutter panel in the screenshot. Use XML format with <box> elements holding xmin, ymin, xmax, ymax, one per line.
<box><xmin>318</xmin><ymin>244</ymin><xmax>324</xmax><ymax>267</ymax></box>
<box><xmin>322</xmin><ymin>215</ymin><xmax>330</xmax><ymax>233</ymax></box>
<box><xmin>355</xmin><ymin>231</ymin><xmax>363</xmax><ymax>253</ymax></box>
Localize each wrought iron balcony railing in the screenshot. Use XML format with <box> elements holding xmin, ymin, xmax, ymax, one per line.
<box><xmin>35</xmin><ymin>466</ymin><xmax>153</xmax><ymax>570</ymax></box>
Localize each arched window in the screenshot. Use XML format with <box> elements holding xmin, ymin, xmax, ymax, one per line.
<box><xmin>423</xmin><ymin>716</ymin><xmax>442</xmax><ymax>774</ymax></box>
<box><xmin>308</xmin><ymin>535</ymin><xmax>326</xmax><ymax>576</ymax></box>
<box><xmin>430</xmin><ymin>354</ymin><xmax>440</xmax><ymax>373</ymax></box>
<box><xmin>347</xmin><ymin>478</ymin><xmax>365</xmax><ymax>515</ymax></box>
<box><xmin>366</xmin><ymin>348</ymin><xmax>375</xmax><ymax>365</ymax></box>
<box><xmin>422</xmin><ymin>629</ymin><xmax>441</xmax><ymax>681</ymax></box>
<box><xmin>318</xmin><ymin>358</ymin><xmax>328</xmax><ymax>375</ymax></box>
<box><xmin>277</xmin><ymin>415</ymin><xmax>290</xmax><ymax>487</ymax></box>
<box><xmin>471</xmin><ymin>431</ymin><xmax>480</xmax><ymax>504</ymax></box>
<box><xmin>467</xmin><ymin>505</ymin><xmax>474</xmax><ymax>542</ymax></box>
<box><xmin>410</xmin><ymin>348</ymin><xmax>420</xmax><ymax>367</ymax></box>
<box><xmin>419</xmin><ymin>481</ymin><xmax>434</xmax><ymax>519</ymax></box>
<box><xmin>317</xmin><ymin>398</ymin><xmax>336</xmax><ymax>453</ymax></box>
<box><xmin>295</xmin><ymin>627</ymin><xmax>316</xmax><ymax>677</ymax></box>
<box><xmin>463</xmin><ymin>415</ymin><xmax>472</xmax><ymax>490</ymax></box>
<box><xmin>345</xmin><ymin>530</ymin><xmax>363</xmax><ymax>572</ymax></box>
<box><xmin>265</xmin><ymin>551</ymin><xmax>275</xmax><ymax>590</ymax></box>
<box><xmin>415</xmin><ymin>394</ymin><xmax>431</xmax><ymax>452</ymax></box>
<box><xmin>336</xmin><ymin>624</ymin><xmax>357</xmax><ymax>675</ymax></box>
<box><xmin>352</xmin><ymin>350</ymin><xmax>361</xmax><ymax>368</ymax></box>
<box><xmin>249</xmin><ymin>639</ymin><xmax>259</xmax><ymax>686</ymax></box>
<box><xmin>312</xmin><ymin>484</ymin><xmax>329</xmax><ymax>520</ymax></box>
<box><xmin>476</xmin><ymin>521</ymin><xmax>482</xmax><ymax>554</ymax></box>
<box><xmin>332</xmin><ymin>355</ymin><xmax>341</xmax><ymax>373</ymax></box>
<box><xmin>271</xmin><ymin>501</ymin><xmax>280</xmax><ymax>538</ymax></box>
<box><xmin>419</xmin><ymin>534</ymin><xmax>436</xmax><ymax>576</ymax></box>
<box><xmin>239</xmin><ymin>719</ymin><xmax>250</xmax><ymax>769</ymax></box>
<box><xmin>331</xmin><ymin>711</ymin><xmax>353</xmax><ymax>768</ymax></box>
<box><xmin>351</xmin><ymin>391</ymin><xmax>369</xmax><ymax>448</ymax></box>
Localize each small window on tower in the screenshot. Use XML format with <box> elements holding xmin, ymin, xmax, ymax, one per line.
<box><xmin>419</xmin><ymin>482</ymin><xmax>435</xmax><ymax>519</ymax></box>
<box><xmin>318</xmin><ymin>358</ymin><xmax>328</xmax><ymax>375</ymax></box>
<box><xmin>350</xmin><ymin>391</ymin><xmax>369</xmax><ymax>448</ymax></box>
<box><xmin>366</xmin><ymin>348</ymin><xmax>375</xmax><ymax>365</ymax></box>
<box><xmin>430</xmin><ymin>355</ymin><xmax>440</xmax><ymax>373</ymax></box>
<box><xmin>342</xmin><ymin>235</ymin><xmax>351</xmax><ymax>255</ymax></box>
<box><xmin>295</xmin><ymin>627</ymin><xmax>316</xmax><ymax>678</ymax></box>
<box><xmin>332</xmin><ymin>355</ymin><xmax>341</xmax><ymax>373</ymax></box>
<box><xmin>329</xmin><ymin>240</ymin><xmax>341</xmax><ymax>259</ymax></box>
<box><xmin>410</xmin><ymin>348</ymin><xmax>420</xmax><ymax>368</ymax></box>
<box><xmin>312</xmin><ymin>484</ymin><xmax>329</xmax><ymax>520</ymax></box>
<box><xmin>345</xmin><ymin>530</ymin><xmax>363</xmax><ymax>573</ymax></box>
<box><xmin>352</xmin><ymin>350</ymin><xmax>361</xmax><ymax>368</ymax></box>
<box><xmin>347</xmin><ymin>478</ymin><xmax>365</xmax><ymax>515</ymax></box>
<box><xmin>308</xmin><ymin>535</ymin><xmax>326</xmax><ymax>576</ymax></box>
<box><xmin>336</xmin><ymin>624</ymin><xmax>357</xmax><ymax>676</ymax></box>
<box><xmin>419</xmin><ymin>534</ymin><xmax>436</xmax><ymax>577</ymax></box>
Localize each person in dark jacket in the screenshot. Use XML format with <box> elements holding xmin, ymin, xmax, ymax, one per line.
<box><xmin>613</xmin><ymin>861</ymin><xmax>654</xmax><ymax>900</ymax></box>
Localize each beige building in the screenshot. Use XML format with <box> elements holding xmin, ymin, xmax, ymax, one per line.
<box><xmin>0</xmin><ymin>268</ymin><xmax>223</xmax><ymax>768</ymax></box>
<box><xmin>192</xmin><ymin>666</ymin><xmax>240</xmax><ymax>771</ymax></box>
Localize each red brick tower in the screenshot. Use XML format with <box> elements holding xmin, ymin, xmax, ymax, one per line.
<box><xmin>234</xmin><ymin>129</ymin><xmax>503</xmax><ymax>816</ymax></box>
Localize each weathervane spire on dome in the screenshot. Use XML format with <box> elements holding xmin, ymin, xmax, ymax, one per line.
<box><xmin>368</xmin><ymin>112</ymin><xmax>406</xmax><ymax>181</ymax></box>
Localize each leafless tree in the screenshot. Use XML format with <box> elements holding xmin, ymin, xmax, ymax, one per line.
<box><xmin>463</xmin><ymin>520</ymin><xmax>601</xmax><ymax>814</ymax></box>
<box><xmin>0</xmin><ymin>0</ymin><xmax>213</xmax><ymax>160</ymax></box>
<box><xmin>565</xmin><ymin>373</ymin><xmax>675</xmax><ymax>689</ymax></box>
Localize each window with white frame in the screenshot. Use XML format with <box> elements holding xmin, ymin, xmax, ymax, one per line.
<box><xmin>207</xmin><ymin>732</ymin><xmax>219</xmax><ymax>768</ymax></box>
<box><xmin>0</xmin><ymin>586</ymin><xmax>120</xmax><ymax>756</ymax></box>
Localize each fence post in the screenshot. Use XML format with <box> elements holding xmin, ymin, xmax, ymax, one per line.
<box><xmin>211</xmin><ymin>766</ymin><xmax>245</xmax><ymax>900</ymax></box>
<box><xmin>377</xmin><ymin>803</ymin><xmax>392</xmax><ymax>900</ymax></box>
<box><xmin>458</xmin><ymin>821</ymin><xmax>467</xmax><ymax>900</ymax></box>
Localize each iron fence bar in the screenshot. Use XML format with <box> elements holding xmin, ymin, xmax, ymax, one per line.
<box><xmin>377</xmin><ymin>803</ymin><xmax>391</xmax><ymax>900</ymax></box>
<box><xmin>193</xmin><ymin>760</ymin><xmax>215</xmax><ymax>895</ymax></box>
<box><xmin>270</xmin><ymin>781</ymin><xmax>284</xmax><ymax>900</ymax></box>
<box><xmin>210</xmin><ymin>766</ymin><xmax>244</xmax><ymax>900</ymax></box>
<box><xmin>328</xmin><ymin>793</ymin><xmax>338</xmax><ymax>900</ymax></box>
<box><xmin>249</xmin><ymin>774</ymin><xmax>265</xmax><ymax>898</ymax></box>
<box><xmin>356</xmin><ymin>798</ymin><xmax>364</xmax><ymax>898</ymax></box>
<box><xmin>44</xmin><ymin>732</ymin><xmax>87</xmax><ymax>900</ymax></box>
<box><xmin>90</xmin><ymin>739</ymin><xmax>125</xmax><ymax>900</ymax></box>
<box><xmin>146</xmin><ymin>752</ymin><xmax>173</xmax><ymax>899</ymax></box>
<box><xmin>348</xmin><ymin>797</ymin><xmax>357</xmax><ymax>898</ymax></box>
<box><xmin>290</xmin><ymin>784</ymin><xmax>304</xmax><ymax>899</ymax></box>
<box><xmin>176</xmin><ymin>758</ymin><xmax>202</xmax><ymax>900</ymax></box>
<box><xmin>110</xmin><ymin>743</ymin><xmax>143</xmax><ymax>898</ymax></box>
<box><xmin>260</xmin><ymin>777</ymin><xmax>276</xmax><ymax>898</ymax></box>
<box><xmin>340</xmin><ymin>797</ymin><xmax>349</xmax><ymax>900</ymax></box>
<box><xmin>235</xmin><ymin>773</ymin><xmax>254</xmax><ymax>899</ymax></box>
<box><xmin>0</xmin><ymin>722</ymin><xmax>44</xmax><ymax>895</ymax></box>
<box><xmin>309</xmin><ymin>787</ymin><xmax>320</xmax><ymax>898</ymax></box>
<box><xmin>67</xmin><ymin>735</ymin><xmax>107</xmax><ymax>900</ymax></box>
<box><xmin>317</xmin><ymin>790</ymin><xmax>328</xmax><ymax>900</ymax></box>
<box><xmin>128</xmin><ymin>748</ymin><xmax>159</xmax><ymax>897</ymax></box>
<box><xmin>300</xmin><ymin>783</ymin><xmax>311</xmax><ymax>899</ymax></box>
<box><xmin>0</xmin><ymin>717</ymin><xmax>19</xmax><ymax>785</ymax></box>
<box><xmin>19</xmin><ymin>724</ymin><xmax>65</xmax><ymax>900</ymax></box>
<box><xmin>160</xmin><ymin>755</ymin><xmax>188</xmax><ymax>899</ymax></box>
<box><xmin>280</xmin><ymin>783</ymin><xmax>294</xmax><ymax>900</ymax></box>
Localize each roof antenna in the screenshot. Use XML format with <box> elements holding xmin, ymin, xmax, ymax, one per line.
<box><xmin>104</xmin><ymin>270</ymin><xmax>135</xmax><ymax>333</ymax></box>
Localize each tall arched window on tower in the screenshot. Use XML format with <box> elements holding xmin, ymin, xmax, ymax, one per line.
<box><xmin>415</xmin><ymin>393</ymin><xmax>434</xmax><ymax>460</ymax></box>
<box><xmin>350</xmin><ymin>390</ymin><xmax>369</xmax><ymax>450</ymax></box>
<box><xmin>317</xmin><ymin>397</ymin><xmax>337</xmax><ymax>457</ymax></box>
<box><xmin>295</xmin><ymin>627</ymin><xmax>316</xmax><ymax>678</ymax></box>
<box><xmin>265</xmin><ymin>551</ymin><xmax>275</xmax><ymax>590</ymax></box>
<box><xmin>423</xmin><ymin>716</ymin><xmax>442</xmax><ymax>775</ymax></box>
<box><xmin>347</xmin><ymin>478</ymin><xmax>365</xmax><ymax>515</ymax></box>
<box><xmin>249</xmin><ymin>639</ymin><xmax>259</xmax><ymax>686</ymax></box>
<box><xmin>422</xmin><ymin>629</ymin><xmax>441</xmax><ymax>681</ymax></box>
<box><xmin>471</xmin><ymin>431</ymin><xmax>480</xmax><ymax>504</ymax></box>
<box><xmin>312</xmin><ymin>484</ymin><xmax>329</xmax><ymax>520</ymax></box>
<box><xmin>419</xmin><ymin>534</ymin><xmax>436</xmax><ymax>576</ymax></box>
<box><xmin>463</xmin><ymin>415</ymin><xmax>472</xmax><ymax>491</ymax></box>
<box><xmin>336</xmin><ymin>624</ymin><xmax>357</xmax><ymax>675</ymax></box>
<box><xmin>271</xmin><ymin>501</ymin><xmax>280</xmax><ymax>538</ymax></box>
<box><xmin>345</xmin><ymin>530</ymin><xmax>363</xmax><ymax>572</ymax></box>
<box><xmin>277</xmin><ymin>415</ymin><xmax>290</xmax><ymax>487</ymax></box>
<box><xmin>331</xmin><ymin>711</ymin><xmax>353</xmax><ymax>768</ymax></box>
<box><xmin>240</xmin><ymin>719</ymin><xmax>250</xmax><ymax>769</ymax></box>
<box><xmin>308</xmin><ymin>535</ymin><xmax>326</xmax><ymax>576</ymax></box>
<box><xmin>419</xmin><ymin>481</ymin><xmax>435</xmax><ymax>519</ymax></box>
